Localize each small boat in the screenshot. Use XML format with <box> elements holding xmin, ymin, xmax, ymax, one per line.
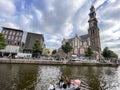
<box><xmin>48</xmin><ymin>79</ymin><xmax>81</xmax><ymax>90</ymax></box>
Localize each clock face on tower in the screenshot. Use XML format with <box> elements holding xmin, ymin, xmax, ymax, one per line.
<box><xmin>90</xmin><ymin>21</ymin><xmax>94</xmax><ymax>27</ymax></box>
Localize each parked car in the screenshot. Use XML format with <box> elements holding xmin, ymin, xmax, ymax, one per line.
<box><xmin>70</xmin><ymin>57</ymin><xmax>80</xmax><ymax>61</ymax></box>
<box><xmin>78</xmin><ymin>56</ymin><xmax>85</xmax><ymax>60</ymax></box>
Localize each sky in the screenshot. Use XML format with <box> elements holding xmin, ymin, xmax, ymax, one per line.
<box><xmin>0</xmin><ymin>0</ymin><xmax>120</xmax><ymax>57</ymax></box>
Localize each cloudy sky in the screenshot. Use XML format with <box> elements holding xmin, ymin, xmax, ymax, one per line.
<box><xmin>0</xmin><ymin>0</ymin><xmax>120</xmax><ymax>57</ymax></box>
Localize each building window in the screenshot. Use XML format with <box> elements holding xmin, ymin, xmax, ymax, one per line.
<box><xmin>80</xmin><ymin>48</ymin><xmax>84</xmax><ymax>54</ymax></box>
<box><xmin>9</xmin><ymin>31</ymin><xmax>12</xmax><ymax>35</ymax></box>
<box><xmin>8</xmin><ymin>36</ymin><xmax>11</xmax><ymax>40</ymax></box>
<box><xmin>11</xmin><ymin>36</ymin><xmax>14</xmax><ymax>40</ymax></box>
<box><xmin>20</xmin><ymin>33</ymin><xmax>22</xmax><ymax>36</ymax></box>
<box><xmin>75</xmin><ymin>38</ymin><xmax>77</xmax><ymax>46</ymax></box>
<box><xmin>74</xmin><ymin>48</ymin><xmax>78</xmax><ymax>54</ymax></box>
<box><xmin>6</xmin><ymin>31</ymin><xmax>8</xmax><ymax>34</ymax></box>
<box><xmin>79</xmin><ymin>41</ymin><xmax>82</xmax><ymax>46</ymax></box>
<box><xmin>15</xmin><ymin>37</ymin><xmax>18</xmax><ymax>40</ymax></box>
<box><xmin>19</xmin><ymin>36</ymin><xmax>21</xmax><ymax>41</ymax></box>
<box><xmin>13</xmin><ymin>31</ymin><xmax>15</xmax><ymax>35</ymax></box>
<box><xmin>16</xmin><ymin>32</ymin><xmax>19</xmax><ymax>36</ymax></box>
<box><xmin>84</xmin><ymin>42</ymin><xmax>87</xmax><ymax>47</ymax></box>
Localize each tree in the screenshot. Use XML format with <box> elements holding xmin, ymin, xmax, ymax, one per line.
<box><xmin>0</xmin><ymin>33</ymin><xmax>6</xmax><ymax>50</ymax></box>
<box><xmin>102</xmin><ymin>47</ymin><xmax>118</xmax><ymax>59</ymax></box>
<box><xmin>111</xmin><ymin>52</ymin><xmax>118</xmax><ymax>59</ymax></box>
<box><xmin>52</xmin><ymin>49</ymin><xmax>57</xmax><ymax>55</ymax></box>
<box><xmin>102</xmin><ymin>47</ymin><xmax>109</xmax><ymax>59</ymax></box>
<box><xmin>62</xmin><ymin>42</ymin><xmax>73</xmax><ymax>58</ymax></box>
<box><xmin>85</xmin><ymin>46</ymin><xmax>93</xmax><ymax>59</ymax></box>
<box><xmin>32</xmin><ymin>39</ymin><xmax>43</xmax><ymax>58</ymax></box>
<box><xmin>44</xmin><ymin>49</ymin><xmax>51</xmax><ymax>55</ymax></box>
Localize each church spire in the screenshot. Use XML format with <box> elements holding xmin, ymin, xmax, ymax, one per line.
<box><xmin>89</xmin><ymin>5</ymin><xmax>96</xmax><ymax>21</ymax></box>
<box><xmin>88</xmin><ymin>5</ymin><xmax>101</xmax><ymax>53</ymax></box>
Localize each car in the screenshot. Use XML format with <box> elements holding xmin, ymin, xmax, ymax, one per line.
<box><xmin>78</xmin><ymin>56</ymin><xmax>85</xmax><ymax>60</ymax></box>
<box><xmin>71</xmin><ymin>57</ymin><xmax>80</xmax><ymax>61</ymax></box>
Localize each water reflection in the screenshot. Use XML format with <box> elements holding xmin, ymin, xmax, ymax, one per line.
<box><xmin>35</xmin><ymin>66</ymin><xmax>61</xmax><ymax>90</ymax></box>
<box><xmin>0</xmin><ymin>64</ymin><xmax>120</xmax><ymax>90</ymax></box>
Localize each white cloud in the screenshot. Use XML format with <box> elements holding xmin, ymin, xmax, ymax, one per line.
<box><xmin>94</xmin><ymin>0</ymin><xmax>107</xmax><ymax>8</ymax></box>
<box><xmin>109</xmin><ymin>0</ymin><xmax>116</xmax><ymax>3</ymax></box>
<box><xmin>96</xmin><ymin>0</ymin><xmax>120</xmax><ymax>57</ymax></box>
<box><xmin>62</xmin><ymin>21</ymin><xmax>73</xmax><ymax>38</ymax></box>
<box><xmin>0</xmin><ymin>0</ymin><xmax>16</xmax><ymax>17</ymax></box>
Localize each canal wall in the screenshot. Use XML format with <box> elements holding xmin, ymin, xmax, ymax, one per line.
<box><xmin>0</xmin><ymin>58</ymin><xmax>119</xmax><ymax>66</ymax></box>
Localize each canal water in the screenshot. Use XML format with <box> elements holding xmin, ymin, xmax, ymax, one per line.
<box><xmin>0</xmin><ymin>64</ymin><xmax>120</xmax><ymax>90</ymax></box>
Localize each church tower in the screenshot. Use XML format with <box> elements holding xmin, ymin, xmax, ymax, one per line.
<box><xmin>88</xmin><ymin>5</ymin><xmax>101</xmax><ymax>52</ymax></box>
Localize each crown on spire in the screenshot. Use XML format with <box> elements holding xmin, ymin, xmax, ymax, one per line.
<box><xmin>90</xmin><ymin>4</ymin><xmax>95</xmax><ymax>12</ymax></box>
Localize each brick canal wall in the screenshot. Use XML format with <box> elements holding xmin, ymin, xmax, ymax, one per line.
<box><xmin>0</xmin><ymin>58</ymin><xmax>119</xmax><ymax>66</ymax></box>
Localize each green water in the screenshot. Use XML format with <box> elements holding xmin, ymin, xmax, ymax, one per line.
<box><xmin>0</xmin><ymin>64</ymin><xmax>120</xmax><ymax>90</ymax></box>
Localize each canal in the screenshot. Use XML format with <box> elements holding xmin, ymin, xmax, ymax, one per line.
<box><xmin>0</xmin><ymin>64</ymin><xmax>120</xmax><ymax>90</ymax></box>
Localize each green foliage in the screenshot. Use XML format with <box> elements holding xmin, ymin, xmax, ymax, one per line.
<box><xmin>32</xmin><ymin>39</ymin><xmax>43</xmax><ymax>57</ymax></box>
<box><xmin>44</xmin><ymin>49</ymin><xmax>51</xmax><ymax>55</ymax></box>
<box><xmin>62</xmin><ymin>42</ymin><xmax>73</xmax><ymax>54</ymax></box>
<box><xmin>85</xmin><ymin>46</ymin><xmax>93</xmax><ymax>58</ymax></box>
<box><xmin>102</xmin><ymin>47</ymin><xmax>118</xmax><ymax>59</ymax></box>
<box><xmin>52</xmin><ymin>49</ymin><xmax>57</xmax><ymax>55</ymax></box>
<box><xmin>102</xmin><ymin>47</ymin><xmax>109</xmax><ymax>58</ymax></box>
<box><xmin>0</xmin><ymin>33</ymin><xmax>6</xmax><ymax>50</ymax></box>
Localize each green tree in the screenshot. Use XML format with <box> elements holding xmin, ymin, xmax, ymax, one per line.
<box><xmin>32</xmin><ymin>39</ymin><xmax>43</xmax><ymax>58</ymax></box>
<box><xmin>44</xmin><ymin>49</ymin><xmax>51</xmax><ymax>55</ymax></box>
<box><xmin>62</xmin><ymin>42</ymin><xmax>73</xmax><ymax>58</ymax></box>
<box><xmin>111</xmin><ymin>52</ymin><xmax>118</xmax><ymax>59</ymax></box>
<box><xmin>102</xmin><ymin>47</ymin><xmax>110</xmax><ymax>59</ymax></box>
<box><xmin>102</xmin><ymin>47</ymin><xmax>118</xmax><ymax>59</ymax></box>
<box><xmin>52</xmin><ymin>49</ymin><xmax>57</xmax><ymax>55</ymax></box>
<box><xmin>0</xmin><ymin>33</ymin><xmax>6</xmax><ymax>50</ymax></box>
<box><xmin>85</xmin><ymin>46</ymin><xmax>93</xmax><ymax>59</ymax></box>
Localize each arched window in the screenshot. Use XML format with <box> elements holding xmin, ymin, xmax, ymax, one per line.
<box><xmin>74</xmin><ymin>48</ymin><xmax>78</xmax><ymax>54</ymax></box>
<box><xmin>84</xmin><ymin>42</ymin><xmax>87</xmax><ymax>47</ymax></box>
<box><xmin>75</xmin><ymin>38</ymin><xmax>77</xmax><ymax>46</ymax></box>
<box><xmin>80</xmin><ymin>48</ymin><xmax>84</xmax><ymax>54</ymax></box>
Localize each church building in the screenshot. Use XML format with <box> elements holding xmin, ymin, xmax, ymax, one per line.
<box><xmin>61</xmin><ymin>5</ymin><xmax>101</xmax><ymax>59</ymax></box>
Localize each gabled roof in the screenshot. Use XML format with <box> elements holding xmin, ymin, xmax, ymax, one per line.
<box><xmin>63</xmin><ymin>34</ymin><xmax>89</xmax><ymax>43</ymax></box>
<box><xmin>80</xmin><ymin>34</ymin><xmax>88</xmax><ymax>40</ymax></box>
<box><xmin>68</xmin><ymin>38</ymin><xmax>73</xmax><ymax>42</ymax></box>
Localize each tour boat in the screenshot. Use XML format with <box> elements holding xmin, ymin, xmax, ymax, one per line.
<box><xmin>48</xmin><ymin>79</ymin><xmax>81</xmax><ymax>90</ymax></box>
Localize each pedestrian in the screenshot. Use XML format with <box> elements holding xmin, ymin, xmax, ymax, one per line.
<box><xmin>66</xmin><ymin>77</ymin><xmax>71</xmax><ymax>88</ymax></box>
<box><xmin>63</xmin><ymin>80</ymin><xmax>67</xmax><ymax>89</ymax></box>
<box><xmin>63</xmin><ymin>76</ymin><xmax>68</xmax><ymax>89</ymax></box>
<box><xmin>48</xmin><ymin>80</ymin><xmax>55</xmax><ymax>90</ymax></box>
<box><xmin>58</xmin><ymin>76</ymin><xmax>64</xmax><ymax>88</ymax></box>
